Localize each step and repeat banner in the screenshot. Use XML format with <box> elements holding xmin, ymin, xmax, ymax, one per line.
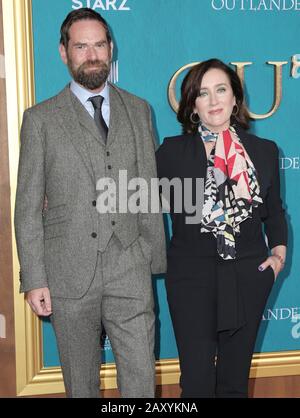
<box><xmin>30</xmin><ymin>0</ymin><xmax>299</xmax><ymax>367</ymax></box>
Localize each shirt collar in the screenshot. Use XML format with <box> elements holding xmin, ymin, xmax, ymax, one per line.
<box><xmin>70</xmin><ymin>80</ymin><xmax>110</xmax><ymax>107</ymax></box>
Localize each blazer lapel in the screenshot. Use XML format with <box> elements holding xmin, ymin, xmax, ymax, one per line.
<box><xmin>71</xmin><ymin>93</ymin><xmax>106</xmax><ymax>145</ymax></box>
<box><xmin>106</xmin><ymin>85</ymin><xmax>128</xmax><ymax>148</ymax></box>
<box><xmin>54</xmin><ymin>86</ymin><xmax>95</xmax><ymax>181</ymax></box>
<box><xmin>188</xmin><ymin>133</ymin><xmax>207</xmax><ymax>180</ymax></box>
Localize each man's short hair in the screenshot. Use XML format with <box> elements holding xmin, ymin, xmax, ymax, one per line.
<box><xmin>60</xmin><ymin>8</ymin><xmax>112</xmax><ymax>48</ymax></box>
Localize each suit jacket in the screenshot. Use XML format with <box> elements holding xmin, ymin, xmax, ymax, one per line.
<box><xmin>15</xmin><ymin>83</ymin><xmax>166</xmax><ymax>297</ymax></box>
<box><xmin>156</xmin><ymin>126</ymin><xmax>287</xmax><ymax>259</ymax></box>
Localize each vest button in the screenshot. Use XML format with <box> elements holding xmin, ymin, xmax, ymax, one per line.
<box><xmin>91</xmin><ymin>232</ymin><xmax>97</xmax><ymax>238</ymax></box>
<box><xmin>106</xmin><ymin>151</ymin><xmax>110</xmax><ymax>157</ymax></box>
<box><xmin>92</xmin><ymin>200</ymin><xmax>97</xmax><ymax>207</ymax></box>
<box><xmin>111</xmin><ymin>221</ymin><xmax>116</xmax><ymax>226</ymax></box>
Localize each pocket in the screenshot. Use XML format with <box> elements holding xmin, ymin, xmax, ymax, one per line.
<box><xmin>44</xmin><ymin>221</ymin><xmax>66</xmax><ymax>240</ymax></box>
<box><xmin>267</xmin><ymin>265</ymin><xmax>276</xmax><ymax>281</ymax></box>
<box><xmin>43</xmin><ymin>204</ymin><xmax>66</xmax><ymax>224</ymax></box>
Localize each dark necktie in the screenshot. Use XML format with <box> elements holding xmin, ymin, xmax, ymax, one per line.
<box><xmin>89</xmin><ymin>95</ymin><xmax>108</xmax><ymax>141</ymax></box>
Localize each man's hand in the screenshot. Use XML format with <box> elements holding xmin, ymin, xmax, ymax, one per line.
<box><xmin>25</xmin><ymin>287</ymin><xmax>52</xmax><ymax>316</ymax></box>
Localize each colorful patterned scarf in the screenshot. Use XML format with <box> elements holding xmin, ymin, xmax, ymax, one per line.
<box><xmin>199</xmin><ymin>124</ymin><xmax>262</xmax><ymax>260</ymax></box>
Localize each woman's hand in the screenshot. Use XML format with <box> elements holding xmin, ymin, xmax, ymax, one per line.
<box><xmin>258</xmin><ymin>248</ymin><xmax>286</xmax><ymax>280</ymax></box>
<box><xmin>258</xmin><ymin>256</ymin><xmax>282</xmax><ymax>280</ymax></box>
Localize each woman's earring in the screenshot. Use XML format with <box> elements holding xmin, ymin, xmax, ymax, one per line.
<box><xmin>232</xmin><ymin>104</ymin><xmax>239</xmax><ymax>117</ymax></box>
<box><xmin>190</xmin><ymin>112</ymin><xmax>200</xmax><ymax>124</ymax></box>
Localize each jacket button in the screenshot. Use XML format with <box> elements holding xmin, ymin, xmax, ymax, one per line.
<box><xmin>92</xmin><ymin>200</ymin><xmax>97</xmax><ymax>207</ymax></box>
<box><xmin>106</xmin><ymin>151</ymin><xmax>110</xmax><ymax>157</ymax></box>
<box><xmin>111</xmin><ymin>221</ymin><xmax>116</xmax><ymax>226</ymax></box>
<box><xmin>107</xmin><ymin>165</ymin><xmax>112</xmax><ymax>170</ymax></box>
<box><xmin>91</xmin><ymin>232</ymin><xmax>97</xmax><ymax>238</ymax></box>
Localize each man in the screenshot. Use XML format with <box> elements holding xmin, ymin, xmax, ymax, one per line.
<box><xmin>15</xmin><ymin>8</ymin><xmax>166</xmax><ymax>398</ymax></box>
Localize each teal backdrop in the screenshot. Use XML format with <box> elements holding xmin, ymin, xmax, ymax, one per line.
<box><xmin>30</xmin><ymin>0</ymin><xmax>300</xmax><ymax>367</ymax></box>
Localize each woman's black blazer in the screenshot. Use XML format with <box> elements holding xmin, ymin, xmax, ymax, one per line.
<box><xmin>156</xmin><ymin>126</ymin><xmax>288</xmax><ymax>259</ymax></box>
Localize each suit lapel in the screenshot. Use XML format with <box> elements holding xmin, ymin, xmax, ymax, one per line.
<box><xmin>54</xmin><ymin>86</ymin><xmax>95</xmax><ymax>181</ymax></box>
<box><xmin>106</xmin><ymin>85</ymin><xmax>127</xmax><ymax>148</ymax></box>
<box><xmin>187</xmin><ymin>133</ymin><xmax>207</xmax><ymax>180</ymax></box>
<box><xmin>71</xmin><ymin>92</ymin><xmax>105</xmax><ymax>144</ymax></box>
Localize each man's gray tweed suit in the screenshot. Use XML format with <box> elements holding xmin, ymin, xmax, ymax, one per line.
<box><xmin>15</xmin><ymin>83</ymin><xmax>167</xmax><ymax>397</ymax></box>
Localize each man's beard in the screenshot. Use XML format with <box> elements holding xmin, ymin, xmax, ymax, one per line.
<box><xmin>68</xmin><ymin>58</ymin><xmax>110</xmax><ymax>90</ymax></box>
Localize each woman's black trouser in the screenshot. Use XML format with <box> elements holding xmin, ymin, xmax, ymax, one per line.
<box><xmin>165</xmin><ymin>255</ymin><xmax>274</xmax><ymax>398</ymax></box>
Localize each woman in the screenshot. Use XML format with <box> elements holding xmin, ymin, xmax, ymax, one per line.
<box><xmin>156</xmin><ymin>59</ymin><xmax>287</xmax><ymax>398</ymax></box>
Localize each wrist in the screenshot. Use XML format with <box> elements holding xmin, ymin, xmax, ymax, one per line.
<box><xmin>272</xmin><ymin>253</ymin><xmax>285</xmax><ymax>269</ymax></box>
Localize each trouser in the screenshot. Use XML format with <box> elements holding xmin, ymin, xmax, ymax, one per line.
<box><xmin>165</xmin><ymin>255</ymin><xmax>274</xmax><ymax>398</ymax></box>
<box><xmin>51</xmin><ymin>235</ymin><xmax>155</xmax><ymax>398</ymax></box>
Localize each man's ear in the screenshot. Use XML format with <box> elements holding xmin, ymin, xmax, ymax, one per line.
<box><xmin>59</xmin><ymin>43</ymin><xmax>68</xmax><ymax>65</ymax></box>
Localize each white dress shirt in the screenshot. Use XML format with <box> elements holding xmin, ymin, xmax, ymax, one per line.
<box><xmin>70</xmin><ymin>80</ymin><xmax>110</xmax><ymax>127</ymax></box>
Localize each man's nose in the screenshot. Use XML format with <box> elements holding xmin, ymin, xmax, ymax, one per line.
<box><xmin>86</xmin><ymin>46</ymin><xmax>98</xmax><ymax>60</ymax></box>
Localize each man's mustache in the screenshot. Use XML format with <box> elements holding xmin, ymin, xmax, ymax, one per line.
<box><xmin>80</xmin><ymin>60</ymin><xmax>108</xmax><ymax>70</ymax></box>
